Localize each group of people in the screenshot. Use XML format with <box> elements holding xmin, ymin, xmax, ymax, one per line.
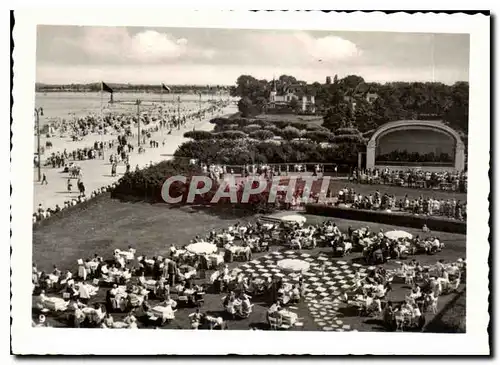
<box><xmin>32</xmin><ymin>210</ymin><xmax>465</xmax><ymax>331</ymax></box>
<box><xmin>199</xmin><ymin>163</ymin><xmax>327</xmax><ymax>181</ymax></box>
<box><xmin>352</xmin><ymin>168</ymin><xmax>467</xmax><ymax>193</ymax></box>
<box><xmin>336</xmin><ymin>188</ymin><xmax>467</xmax><ymax>221</ymax></box>
<box><xmin>33</xmin><ymin>184</ymin><xmax>117</xmax><ymax>223</ymax></box>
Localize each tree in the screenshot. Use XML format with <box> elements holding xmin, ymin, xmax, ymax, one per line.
<box><xmin>288</xmin><ymin>96</ymin><xmax>299</xmax><ymax>111</ymax></box>
<box><xmin>238</xmin><ymin>97</ymin><xmax>254</xmax><ymax>117</ymax></box>
<box><xmin>341</xmin><ymin>75</ymin><xmax>365</xmax><ymax>91</ymax></box>
<box><xmin>323</xmin><ymin>103</ymin><xmax>352</xmax><ymax>130</ymax></box>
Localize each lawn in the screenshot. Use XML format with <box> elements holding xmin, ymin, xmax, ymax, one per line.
<box><xmin>33</xmin><ymin>195</ymin><xmax>466</xmax><ymax>331</ymax></box>
<box><xmin>423</xmin><ymin>289</ymin><xmax>466</xmax><ymax>333</ymax></box>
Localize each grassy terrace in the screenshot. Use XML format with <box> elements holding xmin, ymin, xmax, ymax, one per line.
<box><xmin>33</xmin><ymin>193</ymin><xmax>466</xmax><ymax>331</ymax></box>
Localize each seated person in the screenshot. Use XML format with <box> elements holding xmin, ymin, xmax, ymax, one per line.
<box><xmin>101</xmin><ymin>313</ymin><xmax>114</xmax><ymax>328</ymax></box>
<box><xmin>189</xmin><ymin>308</ymin><xmax>203</xmax><ymax>329</ymax></box>
<box><xmin>223</xmin><ymin>291</ymin><xmax>237</xmax><ymax>317</ymax></box>
<box><xmin>290</xmin><ymin>284</ymin><xmax>301</xmax><ymax>303</ymax></box>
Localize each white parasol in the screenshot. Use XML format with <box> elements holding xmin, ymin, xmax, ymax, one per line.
<box><xmin>385</xmin><ymin>230</ymin><xmax>413</xmax><ymax>240</ymax></box>
<box><xmin>277</xmin><ymin>259</ymin><xmax>310</xmax><ymax>273</ymax></box>
<box><xmin>185</xmin><ymin>241</ymin><xmax>218</xmax><ymax>255</ymax></box>
<box><xmin>280</xmin><ymin>214</ymin><xmax>307</xmax><ymax>225</ymax></box>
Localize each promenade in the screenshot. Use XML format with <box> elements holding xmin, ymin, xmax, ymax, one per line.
<box><xmin>33</xmin><ymin>104</ymin><xmax>238</xmax><ymax>211</ymax></box>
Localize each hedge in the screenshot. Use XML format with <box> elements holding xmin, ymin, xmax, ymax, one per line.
<box><xmin>335</xmin><ymin>127</ymin><xmax>362</xmax><ymax>135</ymax></box>
<box><xmin>174</xmin><ymin>138</ymin><xmax>362</xmax><ymax>165</ymax></box>
<box><xmin>249</xmin><ymin>130</ymin><xmax>275</xmax><ymax>140</ymax></box>
<box><xmin>214</xmin><ymin>130</ymin><xmax>248</xmax><ymax>140</ymax></box>
<box><xmin>183</xmin><ymin>130</ymin><xmax>213</xmax><ymax>140</ymax></box>
<box><xmin>304</xmin><ymin>204</ymin><xmax>466</xmax><ymax>234</ymax></box>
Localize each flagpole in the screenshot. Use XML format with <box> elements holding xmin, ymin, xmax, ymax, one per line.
<box><xmin>100</xmin><ymin>82</ymin><xmax>104</xmax><ymax>160</ymax></box>
<box><xmin>160</xmin><ymin>84</ymin><xmax>163</xmax><ymax>104</ymax></box>
<box><xmin>177</xmin><ymin>96</ymin><xmax>181</xmax><ymax>130</ymax></box>
<box><xmin>137</xmin><ymin>99</ymin><xmax>141</xmax><ymax>147</ymax></box>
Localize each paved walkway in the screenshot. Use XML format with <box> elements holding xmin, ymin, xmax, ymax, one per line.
<box><xmin>33</xmin><ymin>105</ymin><xmax>238</xmax><ymax>211</ymax></box>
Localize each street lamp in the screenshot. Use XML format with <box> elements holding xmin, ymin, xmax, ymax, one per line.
<box><xmin>34</xmin><ymin>107</ymin><xmax>44</xmax><ymax>182</ymax></box>
<box><xmin>136</xmin><ymin>99</ymin><xmax>141</xmax><ymax>146</ymax></box>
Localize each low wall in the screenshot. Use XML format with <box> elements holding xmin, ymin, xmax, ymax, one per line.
<box><xmin>304</xmin><ymin>204</ymin><xmax>466</xmax><ymax>234</ymax></box>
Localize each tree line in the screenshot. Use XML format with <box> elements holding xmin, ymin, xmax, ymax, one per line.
<box><xmin>230</xmin><ymin>74</ymin><xmax>469</xmax><ymax>135</ymax></box>
<box><xmin>36</xmin><ymin>83</ymin><xmax>231</xmax><ymax>95</ymax></box>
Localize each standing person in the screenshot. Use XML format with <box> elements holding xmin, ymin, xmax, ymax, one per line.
<box><xmin>67</xmin><ymin>178</ymin><xmax>73</xmax><ymax>193</ymax></box>
<box><xmin>167</xmin><ymin>259</ymin><xmax>177</xmax><ymax>287</ymax></box>
<box><xmin>78</xmin><ymin>180</ymin><xmax>86</xmax><ymax>196</ymax></box>
<box><xmin>111</xmin><ymin>162</ymin><xmax>117</xmax><ymax>177</ymax></box>
<box><xmin>41</xmin><ymin>173</ymin><xmax>48</xmax><ymax>185</ymax></box>
<box><xmin>126</xmin><ymin>162</ymin><xmax>131</xmax><ymax>174</ymax></box>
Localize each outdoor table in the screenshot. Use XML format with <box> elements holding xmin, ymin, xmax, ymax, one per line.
<box><xmin>112</xmin><ymin>321</ymin><xmax>127</xmax><ymax>329</ymax></box>
<box><xmin>280</xmin><ymin>214</ymin><xmax>307</xmax><ymax>226</ymax></box>
<box><xmin>208</xmin><ymin>254</ymin><xmax>224</xmax><ymax>267</ymax></box>
<box><xmin>385</xmin><ymin>230</ymin><xmax>413</xmax><ymax>240</ymax></box>
<box><xmin>217</xmin><ymin>234</ymin><xmax>234</xmax><ymax>243</ymax></box>
<box><xmin>277</xmin><ymin>258</ymin><xmax>310</xmax><ymax>273</ymax></box>
<box><xmin>186</xmin><ymin>241</ymin><xmax>218</xmax><ymax>255</ymax></box>
<box><xmin>117</xmin><ymin>251</ymin><xmax>134</xmax><ymax>261</ymax></box>
<box><xmin>279</xmin><ymin>310</ymin><xmax>298</xmax><ymax>327</ymax></box>
<box><xmin>43</xmin><ymin>297</ymin><xmax>68</xmax><ymax>311</ymax></box>
<box><xmin>143</xmin><ymin>279</ymin><xmax>157</xmax><ymax>291</ymax></box>
<box><xmin>151</xmin><ymin>305</ymin><xmax>175</xmax><ymax>320</ymax></box>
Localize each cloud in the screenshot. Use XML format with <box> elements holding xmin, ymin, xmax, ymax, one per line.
<box><xmin>227</xmin><ymin>31</ymin><xmax>362</xmax><ymax>67</ymax></box>
<box><xmin>36</xmin><ymin>26</ymin><xmax>468</xmax><ymax>84</ymax></box>
<box><xmin>128</xmin><ymin>30</ymin><xmax>187</xmax><ymax>61</ymax></box>
<box><xmin>78</xmin><ymin>27</ymin><xmax>214</xmax><ymax>63</ymax></box>
<box><xmin>295</xmin><ymin>33</ymin><xmax>362</xmax><ymax>61</ymax></box>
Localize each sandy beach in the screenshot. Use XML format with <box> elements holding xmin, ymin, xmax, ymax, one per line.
<box><xmin>33</xmin><ymin>104</ymin><xmax>238</xmax><ymax>211</ymax></box>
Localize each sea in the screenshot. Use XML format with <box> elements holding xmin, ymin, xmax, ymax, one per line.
<box><xmin>35</xmin><ymin>92</ymin><xmax>235</xmax><ymax>125</ymax></box>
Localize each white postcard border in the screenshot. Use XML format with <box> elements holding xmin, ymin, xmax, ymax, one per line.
<box><xmin>11</xmin><ymin>10</ymin><xmax>490</xmax><ymax>355</ymax></box>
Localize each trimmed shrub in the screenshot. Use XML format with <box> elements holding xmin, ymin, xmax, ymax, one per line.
<box><xmin>335</xmin><ymin>127</ymin><xmax>362</xmax><ymax>135</ymax></box>
<box><xmin>304</xmin><ymin>130</ymin><xmax>335</xmax><ymax>143</ymax></box>
<box><xmin>249</xmin><ymin>130</ymin><xmax>275</xmax><ymax>140</ymax></box>
<box><xmin>331</xmin><ymin>134</ymin><xmax>367</xmax><ymax>145</ymax></box>
<box><xmin>264</xmin><ymin>125</ymin><xmax>282</xmax><ymax>135</ymax></box>
<box><xmin>112</xmin><ymin>160</ymin><xmax>203</xmax><ymax>202</ymax></box>
<box><xmin>214</xmin><ymin>130</ymin><xmax>248</xmax><ymax>140</ymax></box>
<box><xmin>281</xmin><ymin>126</ymin><xmax>302</xmax><ymax>140</ymax></box>
<box><xmin>306</xmin><ymin>124</ymin><xmax>329</xmax><ymax>131</ymax></box>
<box><xmin>242</xmin><ymin>124</ymin><xmax>262</xmax><ymax>134</ymax></box>
<box><xmin>183</xmin><ymin>130</ymin><xmax>213</xmax><ymax>140</ymax></box>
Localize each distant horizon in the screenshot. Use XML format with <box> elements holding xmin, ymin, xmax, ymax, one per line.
<box><xmin>37</xmin><ymin>26</ymin><xmax>469</xmax><ymax>85</ymax></box>
<box><xmin>34</xmin><ymin>79</ymin><xmax>469</xmax><ymax>88</ymax></box>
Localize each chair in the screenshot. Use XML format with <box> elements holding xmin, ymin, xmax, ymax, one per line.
<box><xmin>268</xmin><ymin>316</ymin><xmax>280</xmax><ymax>330</ymax></box>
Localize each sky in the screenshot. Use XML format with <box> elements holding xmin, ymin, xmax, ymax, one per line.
<box><xmin>36</xmin><ymin>26</ymin><xmax>470</xmax><ymax>85</ymax></box>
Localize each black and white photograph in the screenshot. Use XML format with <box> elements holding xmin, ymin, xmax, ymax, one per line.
<box><xmin>10</xmin><ymin>10</ymin><xmax>490</xmax><ymax>355</ymax></box>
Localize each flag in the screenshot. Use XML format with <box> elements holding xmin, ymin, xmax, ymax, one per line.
<box><xmin>101</xmin><ymin>82</ymin><xmax>113</xmax><ymax>103</ymax></box>
<box><xmin>162</xmin><ymin>84</ymin><xmax>171</xmax><ymax>92</ymax></box>
<box><xmin>101</xmin><ymin>82</ymin><xmax>113</xmax><ymax>94</ymax></box>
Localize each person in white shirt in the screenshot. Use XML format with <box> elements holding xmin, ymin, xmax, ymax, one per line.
<box><xmin>78</xmin><ymin>282</ymin><xmax>91</xmax><ymax>304</ymax></box>
<box><xmin>189</xmin><ymin>308</ymin><xmax>203</xmax><ymax>329</ymax></box>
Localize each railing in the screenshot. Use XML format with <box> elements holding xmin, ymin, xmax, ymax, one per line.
<box><xmin>375</xmin><ymin>160</ymin><xmax>455</xmax><ymax>166</ymax></box>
